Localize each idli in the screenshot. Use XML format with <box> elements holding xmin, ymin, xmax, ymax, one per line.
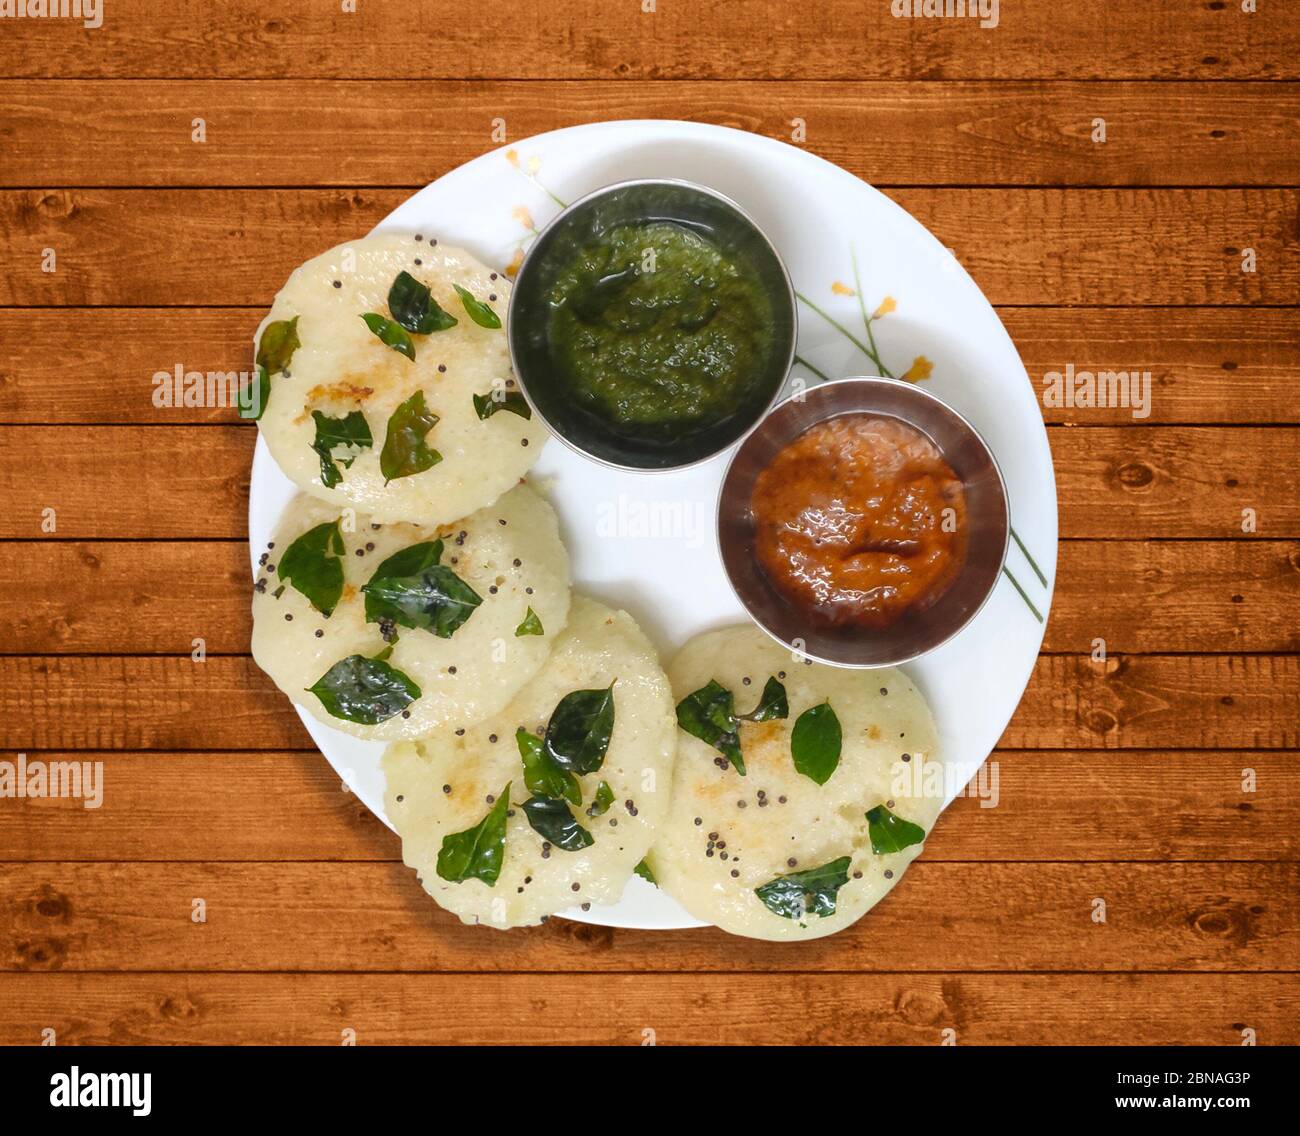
<box><xmin>383</xmin><ymin>596</ymin><xmax>676</xmax><ymax>928</ymax></box>
<box><xmin>648</xmin><ymin>625</ymin><xmax>944</xmax><ymax>941</ymax></box>
<box><xmin>251</xmin><ymin>482</ymin><xmax>569</xmax><ymax>741</ymax></box>
<box><xmin>253</xmin><ymin>232</ymin><xmax>544</xmax><ymax>525</ymax></box>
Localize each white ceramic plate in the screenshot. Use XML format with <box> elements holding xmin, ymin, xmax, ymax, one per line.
<box><xmin>249</xmin><ymin>120</ymin><xmax>1057</xmax><ymax>931</ymax></box>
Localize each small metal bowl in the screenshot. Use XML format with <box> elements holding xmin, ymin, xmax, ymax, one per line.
<box><xmin>507</xmin><ymin>178</ymin><xmax>797</xmax><ymax>471</ymax></box>
<box><xmin>718</xmin><ymin>377</ymin><xmax>1009</xmax><ymax>668</ymax></box>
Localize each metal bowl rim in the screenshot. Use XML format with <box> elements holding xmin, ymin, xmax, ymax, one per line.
<box><xmin>506</xmin><ymin>177</ymin><xmax>799</xmax><ymax>474</ymax></box>
<box><xmin>716</xmin><ymin>375</ymin><xmax>1012</xmax><ymax>669</ymax></box>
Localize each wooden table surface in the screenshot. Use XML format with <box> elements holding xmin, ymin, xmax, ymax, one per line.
<box><xmin>1</xmin><ymin>2</ymin><xmax>1297</xmax><ymax>1046</ymax></box>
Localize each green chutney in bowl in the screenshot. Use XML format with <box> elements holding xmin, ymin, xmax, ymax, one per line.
<box><xmin>508</xmin><ymin>180</ymin><xmax>797</xmax><ymax>470</ymax></box>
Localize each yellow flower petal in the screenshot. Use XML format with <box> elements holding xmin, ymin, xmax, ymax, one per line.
<box><xmin>505</xmin><ymin>149</ymin><xmax>519</xmax><ymax>167</ymax></box>
<box><xmin>526</xmin><ymin>155</ymin><xmax>542</xmax><ymax>175</ymax></box>
<box><xmin>511</xmin><ymin>205</ymin><xmax>535</xmax><ymax>231</ymax></box>
<box><xmin>902</xmin><ymin>355</ymin><xmax>933</xmax><ymax>383</ymax></box>
<box><xmin>504</xmin><ymin>247</ymin><xmax>525</xmax><ymax>278</ymax></box>
<box><xmin>831</xmin><ymin>281</ymin><xmax>855</xmax><ymax>296</ymax></box>
<box><xmin>872</xmin><ymin>295</ymin><xmax>897</xmax><ymax>319</ymax></box>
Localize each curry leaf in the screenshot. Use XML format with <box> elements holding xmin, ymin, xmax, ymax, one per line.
<box><xmin>586</xmin><ymin>780</ymin><xmax>614</xmax><ymax>817</ymax></box>
<box><xmin>634</xmin><ymin>859</ymin><xmax>657</xmax><ymax>886</ymax></box>
<box><xmin>307</xmin><ymin>651</ymin><xmax>420</xmax><ymax>724</ymax></box>
<box><xmin>380</xmin><ymin>390</ymin><xmax>441</xmax><ymax>483</ymax></box>
<box><xmin>454</xmin><ymin>284</ymin><xmax>502</xmax><ymax>329</ymax></box>
<box><xmin>738</xmin><ymin>676</ymin><xmax>788</xmax><ymax>723</ymax></box>
<box><xmin>276</xmin><ymin>519</ymin><xmax>346</xmax><ymax>616</ymax></box>
<box><xmin>473</xmin><ymin>390</ymin><xmax>532</xmax><ymax>420</ymax></box>
<box><xmin>514</xmin><ymin>607</ymin><xmax>544</xmax><ymax>637</ymax></box>
<box><xmin>544</xmin><ymin>683</ymin><xmax>616</xmax><ymax>775</ymax></box>
<box><xmin>517</xmin><ymin>727</ymin><xmax>581</xmax><ymax>807</ymax></box>
<box><xmin>256</xmin><ymin>317</ymin><xmax>300</xmax><ymax>375</ymax></box>
<box><xmin>387</xmin><ymin>270</ymin><xmax>457</xmax><ymax>335</ymax></box>
<box><xmin>754</xmin><ymin>856</ymin><xmax>852</xmax><ymax>920</ymax></box>
<box><xmin>311</xmin><ymin>409</ymin><xmax>373</xmax><ymax>489</ymax></box>
<box><xmin>238</xmin><ymin>364</ymin><xmax>271</xmax><ymax>421</ymax></box>
<box><xmin>676</xmin><ymin>680</ymin><xmax>744</xmax><ymax>775</ymax></box>
<box><xmin>865</xmin><ymin>805</ymin><xmax>926</xmax><ymax>855</ymax></box>
<box><xmin>791</xmin><ymin>701</ymin><xmax>841</xmax><ymax>785</ymax></box>
<box><xmin>361</xmin><ymin>312</ymin><xmax>416</xmax><ymax>360</ymax></box>
<box><xmin>436</xmin><ymin>783</ymin><xmax>511</xmax><ymax>886</ymax></box>
<box><xmin>361</xmin><ymin>539</ymin><xmax>481</xmax><ymax>637</ymax></box>
<box><xmin>520</xmin><ymin>796</ymin><xmax>594</xmax><ymax>852</ymax></box>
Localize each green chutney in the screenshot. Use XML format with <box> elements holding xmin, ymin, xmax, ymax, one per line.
<box><xmin>544</xmin><ymin>221</ymin><xmax>776</xmax><ymax>437</ymax></box>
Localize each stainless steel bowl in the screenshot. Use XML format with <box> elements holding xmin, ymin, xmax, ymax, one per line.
<box><xmin>507</xmin><ymin>178</ymin><xmax>797</xmax><ymax>471</ymax></box>
<box><xmin>718</xmin><ymin>377</ymin><xmax>1010</xmax><ymax>668</ymax></box>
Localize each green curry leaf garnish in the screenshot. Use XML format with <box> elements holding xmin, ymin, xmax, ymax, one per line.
<box><xmin>256</xmin><ymin>316</ymin><xmax>300</xmax><ymax>375</ymax></box>
<box><xmin>520</xmin><ymin>796</ymin><xmax>594</xmax><ymax>852</ymax></box>
<box><xmin>587</xmin><ymin>780</ymin><xmax>615</xmax><ymax>818</ymax></box>
<box><xmin>361</xmin><ymin>312</ymin><xmax>416</xmax><ymax>360</ymax></box>
<box><xmin>238</xmin><ymin>364</ymin><xmax>271</xmax><ymax>421</ymax></box>
<box><xmin>544</xmin><ymin>683</ymin><xmax>616</xmax><ymax>775</ymax></box>
<box><xmin>514</xmin><ymin>607</ymin><xmax>544</xmax><ymax>637</ymax></box>
<box><xmin>473</xmin><ymin>390</ymin><xmax>532</xmax><ymax>420</ymax></box>
<box><xmin>517</xmin><ymin>727</ymin><xmax>581</xmax><ymax>807</ymax></box>
<box><xmin>454</xmin><ymin>284</ymin><xmax>502</xmax><ymax>329</ymax></box>
<box><xmin>307</xmin><ymin>650</ymin><xmax>420</xmax><ymax>725</ymax></box>
<box><xmin>790</xmin><ymin>701</ymin><xmax>841</xmax><ymax>786</ymax></box>
<box><xmin>436</xmin><ymin>783</ymin><xmax>511</xmax><ymax>886</ymax></box>
<box><xmin>387</xmin><ymin>270</ymin><xmax>458</xmax><ymax>335</ymax></box>
<box><xmin>276</xmin><ymin>519</ymin><xmax>346</xmax><ymax>616</ymax></box>
<box><xmin>676</xmin><ymin>680</ymin><xmax>744</xmax><ymax>775</ymax></box>
<box><xmin>380</xmin><ymin>390</ymin><xmax>441</xmax><ymax>483</ymax></box>
<box><xmin>738</xmin><ymin>676</ymin><xmax>788</xmax><ymax>722</ymax></box>
<box><xmin>311</xmin><ymin>409</ymin><xmax>373</xmax><ymax>489</ymax></box>
<box><xmin>865</xmin><ymin>805</ymin><xmax>926</xmax><ymax>855</ymax></box>
<box><xmin>754</xmin><ymin>856</ymin><xmax>852</xmax><ymax>920</ymax></box>
<box><xmin>361</xmin><ymin>539</ymin><xmax>482</xmax><ymax>637</ymax></box>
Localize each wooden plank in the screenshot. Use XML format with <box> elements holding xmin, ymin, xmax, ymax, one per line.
<box><xmin>0</xmin><ymin>973</ymin><xmax>1292</xmax><ymax>1045</ymax></box>
<box><xmin>0</xmin><ymin>753</ymin><xmax>394</xmax><ymax>862</ymax></box>
<box><xmin>6</xmin><ymin>80</ymin><xmax>1299</xmax><ymax>188</ymax></box>
<box><xmin>0</xmin><ymin>657</ymin><xmax>312</xmax><ymax>751</ymax></box>
<box><xmin>4</xmin><ymin>750</ymin><xmax>1294</xmax><ymax>864</ymax></box>
<box><xmin>4</xmin><ymin>539</ymin><xmax>1297</xmax><ymax>655</ymax></box>
<box><xmin>1003</xmin><ymin>655</ymin><xmax>1299</xmax><ymax>751</ymax></box>
<box><xmin>1</xmin><ymin>862</ymin><xmax>1293</xmax><ymax>974</ymax></box>
<box><xmin>0</xmin><ymin>542</ymin><xmax>252</xmax><ymax>654</ymax></box>
<box><xmin>1</xmin><ymin>189</ymin><xmax>1296</xmax><ymax>307</ymax></box>
<box><xmin>1007</xmin><ymin>308</ymin><xmax>1300</xmax><ymax>426</ymax></box>
<box><xmin>3</xmin><ymin>425</ymin><xmax>1295</xmax><ymax>539</ymax></box>
<box><xmin>4</xmin><ymin>307</ymin><xmax>1296</xmax><ymax>427</ymax></box>
<box><xmin>1</xmin><ymin>655</ymin><xmax>1294</xmax><ymax>752</ymax></box>
<box><xmin>1050</xmin><ymin>427</ymin><xmax>1300</xmax><ymax>540</ymax></box>
<box><xmin>898</xmin><ymin>188</ymin><xmax>1300</xmax><ymax>307</ymax></box>
<box><xmin>0</xmin><ymin>1</ymin><xmax>1294</xmax><ymax>81</ymax></box>
<box><xmin>1048</xmin><ymin>541</ymin><xmax>1300</xmax><ymax>654</ymax></box>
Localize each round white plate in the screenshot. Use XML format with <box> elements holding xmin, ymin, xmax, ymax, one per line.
<box><xmin>249</xmin><ymin>120</ymin><xmax>1057</xmax><ymax>931</ymax></box>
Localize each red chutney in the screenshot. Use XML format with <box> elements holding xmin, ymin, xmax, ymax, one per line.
<box><xmin>751</xmin><ymin>413</ymin><xmax>968</xmax><ymax>629</ymax></box>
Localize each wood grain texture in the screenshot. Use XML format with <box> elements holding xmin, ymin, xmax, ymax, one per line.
<box><xmin>2</xmin><ymin>862</ymin><xmax>1294</xmax><ymax>974</ymax></box>
<box><xmin>5</xmin><ymin>307</ymin><xmax>1298</xmax><ymax>426</ymax></box>
<box><xmin>1</xmin><ymin>188</ymin><xmax>1296</xmax><ymax>307</ymax></box>
<box><xmin>1007</xmin><ymin>307</ymin><xmax>1300</xmax><ymax>425</ymax></box>
<box><xmin>3</xmin><ymin>751</ymin><xmax>1294</xmax><ymax>864</ymax></box>
<box><xmin>1004</xmin><ymin>655</ymin><xmax>1299</xmax><ymax>751</ymax></box>
<box><xmin>1</xmin><ymin>655</ymin><xmax>1295</xmax><ymax>752</ymax></box>
<box><xmin>0</xmin><ymin>973</ymin><xmax>1293</xmax><ymax>1046</ymax></box>
<box><xmin>4</xmin><ymin>540</ymin><xmax>1298</xmax><ymax>655</ymax></box>
<box><xmin>3</xmin><ymin>425</ymin><xmax>1295</xmax><ymax>539</ymax></box>
<box><xmin>0</xmin><ymin>0</ymin><xmax>1294</xmax><ymax>80</ymax></box>
<box><xmin>2</xmin><ymin>0</ymin><xmax>1297</xmax><ymax>1049</ymax></box>
<box><xmin>5</xmin><ymin>80</ymin><xmax>1298</xmax><ymax>188</ymax></box>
